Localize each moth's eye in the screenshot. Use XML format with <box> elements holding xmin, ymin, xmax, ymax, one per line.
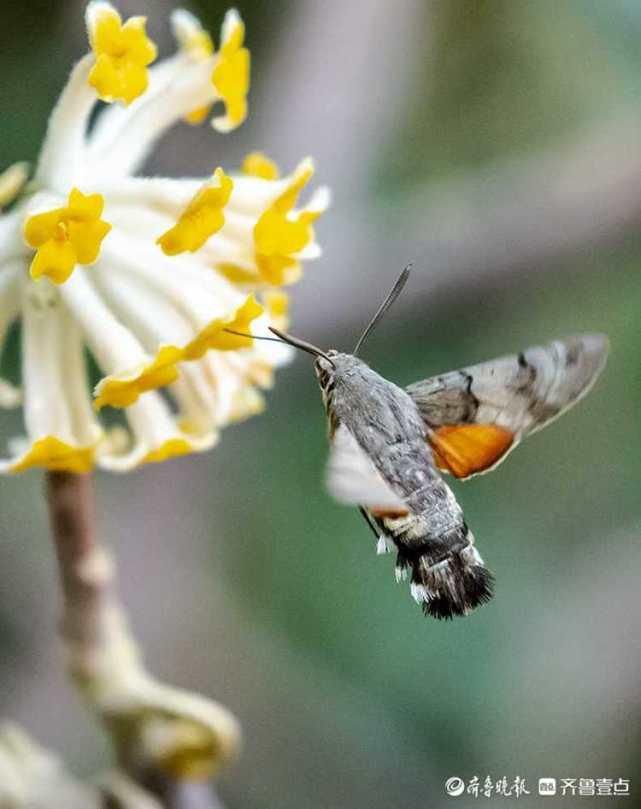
<box><xmin>315</xmin><ymin>356</ymin><xmax>333</xmax><ymax>375</ymax></box>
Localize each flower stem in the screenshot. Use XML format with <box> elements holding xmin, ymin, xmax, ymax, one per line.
<box><xmin>46</xmin><ymin>471</ymin><xmax>100</xmax><ymax>647</ymax></box>
<box><xmin>44</xmin><ymin>470</ymin><xmax>237</xmax><ymax>809</ymax></box>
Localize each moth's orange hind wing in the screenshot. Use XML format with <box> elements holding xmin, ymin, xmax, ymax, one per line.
<box><xmin>429</xmin><ymin>424</ymin><xmax>515</xmax><ymax>479</ymax></box>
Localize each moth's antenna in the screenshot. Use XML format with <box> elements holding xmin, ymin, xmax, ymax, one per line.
<box><xmin>268</xmin><ymin>327</ymin><xmax>336</xmax><ymax>367</ymax></box>
<box><xmin>353</xmin><ymin>265</ymin><xmax>412</xmax><ymax>356</ymax></box>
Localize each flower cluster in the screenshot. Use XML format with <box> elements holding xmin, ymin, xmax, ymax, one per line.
<box><xmin>0</xmin><ymin>3</ymin><xmax>328</xmax><ymax>473</ymax></box>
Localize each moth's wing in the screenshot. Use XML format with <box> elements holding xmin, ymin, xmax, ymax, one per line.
<box><xmin>325</xmin><ymin>423</ymin><xmax>408</xmax><ymax>516</ymax></box>
<box><xmin>406</xmin><ymin>333</ymin><xmax>609</xmax><ymax>479</ymax></box>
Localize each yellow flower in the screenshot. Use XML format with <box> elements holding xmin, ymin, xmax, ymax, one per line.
<box><xmin>211</xmin><ymin>10</ymin><xmax>250</xmax><ymax>133</ymax></box>
<box><xmin>158</xmin><ymin>168</ymin><xmax>233</xmax><ymax>255</ymax></box>
<box><xmin>218</xmin><ymin>157</ymin><xmax>330</xmax><ymax>286</ymax></box>
<box><xmin>254</xmin><ymin>195</ymin><xmax>318</xmax><ymax>286</ymax></box>
<box><xmin>0</xmin><ymin>3</ymin><xmax>327</xmax><ymax>474</ymax></box>
<box><xmin>24</xmin><ymin>188</ymin><xmax>111</xmax><ymax>284</ymax></box>
<box><xmin>242</xmin><ymin>152</ymin><xmax>279</xmax><ymax>181</ymax></box>
<box><xmin>87</xmin><ymin>2</ymin><xmax>157</xmax><ymax>105</ymax></box>
<box><xmin>10</xmin><ymin>437</ymin><xmax>95</xmax><ymax>474</ymax></box>
<box><xmin>92</xmin><ymin>296</ymin><xmax>263</xmax><ymax>410</ymax></box>
<box><xmin>171</xmin><ymin>8</ymin><xmax>250</xmax><ymax>132</ymax></box>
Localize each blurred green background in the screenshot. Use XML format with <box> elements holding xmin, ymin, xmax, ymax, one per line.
<box><xmin>1</xmin><ymin>1</ymin><xmax>641</xmax><ymax>807</ymax></box>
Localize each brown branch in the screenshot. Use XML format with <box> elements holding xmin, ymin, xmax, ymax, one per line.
<box><xmin>45</xmin><ymin>471</ymin><xmax>239</xmax><ymax>809</ymax></box>
<box><xmin>47</xmin><ymin>471</ymin><xmax>101</xmax><ymax>651</ymax></box>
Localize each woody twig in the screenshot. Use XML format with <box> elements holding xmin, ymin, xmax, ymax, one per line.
<box><xmin>44</xmin><ymin>471</ymin><xmax>240</xmax><ymax>808</ymax></box>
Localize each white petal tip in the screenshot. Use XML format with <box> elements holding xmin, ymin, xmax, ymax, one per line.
<box><xmin>295</xmin><ymin>243</ymin><xmax>322</xmax><ymax>260</ymax></box>
<box><xmin>295</xmin><ymin>157</ymin><xmax>315</xmax><ymax>177</ymax></box>
<box><xmin>171</xmin><ymin>8</ymin><xmax>200</xmax><ymax>32</ymax></box>
<box><xmin>222</xmin><ymin>8</ymin><xmax>242</xmax><ymax>34</ymax></box>
<box><xmin>308</xmin><ymin>185</ymin><xmax>331</xmax><ymax>212</ymax></box>
<box><xmin>86</xmin><ymin>0</ymin><xmax>116</xmax><ymax>28</ymax></box>
<box><xmin>211</xmin><ymin>117</ymin><xmax>236</xmax><ymax>134</ymax></box>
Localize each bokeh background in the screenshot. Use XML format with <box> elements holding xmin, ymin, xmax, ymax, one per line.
<box><xmin>1</xmin><ymin>1</ymin><xmax>641</xmax><ymax>807</ymax></box>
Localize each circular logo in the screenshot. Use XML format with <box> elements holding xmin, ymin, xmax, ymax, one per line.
<box><xmin>445</xmin><ymin>777</ymin><xmax>465</xmax><ymax>797</ymax></box>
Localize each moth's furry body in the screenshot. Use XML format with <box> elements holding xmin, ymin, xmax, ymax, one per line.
<box><xmin>315</xmin><ymin>353</ymin><xmax>492</xmax><ymax>619</ymax></box>
<box><xmin>312</xmin><ymin>333</ymin><xmax>608</xmax><ymax>620</ymax></box>
<box><xmin>269</xmin><ymin>271</ymin><xmax>607</xmax><ymax>620</ymax></box>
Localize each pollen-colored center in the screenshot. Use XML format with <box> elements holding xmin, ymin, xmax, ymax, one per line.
<box><xmin>24</xmin><ymin>188</ymin><xmax>111</xmax><ymax>285</ymax></box>
<box><xmin>88</xmin><ymin>7</ymin><xmax>157</xmax><ymax>105</ymax></box>
<box><xmin>211</xmin><ymin>13</ymin><xmax>250</xmax><ymax>132</ymax></box>
<box><xmin>158</xmin><ymin>168</ymin><xmax>233</xmax><ymax>255</ymax></box>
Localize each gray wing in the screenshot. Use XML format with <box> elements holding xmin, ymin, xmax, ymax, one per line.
<box><xmin>406</xmin><ymin>333</ymin><xmax>608</xmax><ymax>478</ymax></box>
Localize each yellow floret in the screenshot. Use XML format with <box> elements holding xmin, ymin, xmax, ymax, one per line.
<box><xmin>87</xmin><ymin>3</ymin><xmax>157</xmax><ymax>105</ymax></box>
<box><xmin>242</xmin><ymin>152</ymin><xmax>279</xmax><ymax>180</ymax></box>
<box><xmin>94</xmin><ymin>346</ymin><xmax>183</xmax><ymax>410</ymax></box>
<box><xmin>93</xmin><ymin>297</ymin><xmax>263</xmax><ymax>410</ymax></box>
<box><xmin>182</xmin><ymin>294</ymin><xmax>263</xmax><ymax>358</ymax></box>
<box><xmin>253</xmin><ymin>163</ymin><xmax>319</xmax><ymax>285</ymax></box>
<box><xmin>157</xmin><ymin>168</ymin><xmax>233</xmax><ymax>255</ymax></box>
<box><xmin>11</xmin><ymin>437</ymin><xmax>95</xmax><ymax>474</ymax></box>
<box><xmin>142</xmin><ymin>438</ymin><xmax>194</xmax><ymax>465</ymax></box>
<box><xmin>24</xmin><ymin>188</ymin><xmax>111</xmax><ymax>284</ymax></box>
<box><xmin>211</xmin><ymin>11</ymin><xmax>250</xmax><ymax>132</ymax></box>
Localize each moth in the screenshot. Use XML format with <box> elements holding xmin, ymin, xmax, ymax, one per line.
<box><xmin>243</xmin><ymin>269</ymin><xmax>609</xmax><ymax>619</ymax></box>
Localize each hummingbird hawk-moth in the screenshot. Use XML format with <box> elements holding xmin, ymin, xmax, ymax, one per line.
<box><xmin>256</xmin><ymin>269</ymin><xmax>609</xmax><ymax>619</ymax></box>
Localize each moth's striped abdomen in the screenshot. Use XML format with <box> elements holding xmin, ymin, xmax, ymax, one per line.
<box><xmin>375</xmin><ymin>512</ymin><xmax>494</xmax><ymax>619</ymax></box>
